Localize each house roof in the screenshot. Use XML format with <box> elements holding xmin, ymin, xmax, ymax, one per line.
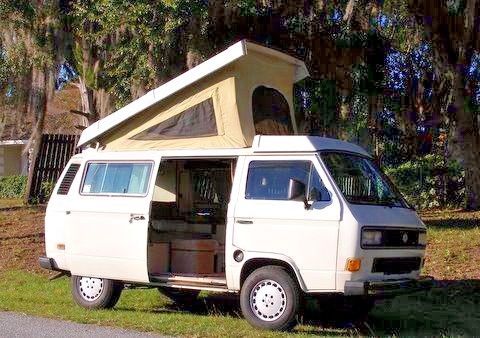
<box><xmin>78</xmin><ymin>40</ymin><xmax>309</xmax><ymax>147</ymax></box>
<box><xmin>0</xmin><ymin>84</ymin><xmax>82</xmax><ymax>142</ymax></box>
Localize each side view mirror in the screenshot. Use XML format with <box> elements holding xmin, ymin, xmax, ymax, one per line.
<box><xmin>287</xmin><ymin>178</ymin><xmax>311</xmax><ymax>209</ymax></box>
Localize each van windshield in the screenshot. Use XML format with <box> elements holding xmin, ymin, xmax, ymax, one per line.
<box><xmin>321</xmin><ymin>152</ymin><xmax>409</xmax><ymax>208</ymax></box>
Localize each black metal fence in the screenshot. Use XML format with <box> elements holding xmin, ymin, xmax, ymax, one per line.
<box><xmin>28</xmin><ymin>134</ymin><xmax>80</xmax><ymax>203</ymax></box>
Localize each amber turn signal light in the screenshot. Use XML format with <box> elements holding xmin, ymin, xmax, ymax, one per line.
<box><xmin>346</xmin><ymin>258</ymin><xmax>361</xmax><ymax>272</ymax></box>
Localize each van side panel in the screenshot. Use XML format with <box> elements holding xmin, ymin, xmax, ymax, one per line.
<box><xmin>66</xmin><ymin>197</ymin><xmax>151</xmax><ymax>282</ymax></box>
<box><xmin>45</xmin><ymin>159</ymin><xmax>84</xmax><ymax>271</ymax></box>
<box><xmin>225</xmin><ymin>156</ymin><xmax>246</xmax><ymax>289</ymax></box>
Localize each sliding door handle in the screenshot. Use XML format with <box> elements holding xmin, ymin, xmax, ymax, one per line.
<box><xmin>236</xmin><ymin>219</ymin><xmax>253</xmax><ymax>224</ymax></box>
<box><xmin>129</xmin><ymin>214</ymin><xmax>146</xmax><ymax>223</ymax></box>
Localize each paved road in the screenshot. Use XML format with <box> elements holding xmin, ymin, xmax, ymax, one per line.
<box><xmin>0</xmin><ymin>312</ymin><xmax>165</xmax><ymax>338</ymax></box>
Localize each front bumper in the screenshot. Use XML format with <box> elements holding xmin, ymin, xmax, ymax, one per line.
<box><xmin>344</xmin><ymin>276</ymin><xmax>434</xmax><ymax>297</ymax></box>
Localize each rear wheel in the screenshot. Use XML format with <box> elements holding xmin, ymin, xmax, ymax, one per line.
<box><xmin>240</xmin><ymin>266</ymin><xmax>300</xmax><ymax>331</ymax></box>
<box><xmin>71</xmin><ymin>275</ymin><xmax>123</xmax><ymax>309</ymax></box>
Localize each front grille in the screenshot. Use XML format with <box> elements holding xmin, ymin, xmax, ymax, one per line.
<box><xmin>362</xmin><ymin>227</ymin><xmax>425</xmax><ymax>249</ymax></box>
<box><xmin>383</xmin><ymin>229</ymin><xmax>420</xmax><ymax>247</ymax></box>
<box><xmin>372</xmin><ymin>257</ymin><xmax>422</xmax><ymax>275</ymax></box>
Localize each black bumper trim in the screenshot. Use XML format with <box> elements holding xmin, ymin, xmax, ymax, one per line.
<box><xmin>366</xmin><ymin>276</ymin><xmax>434</xmax><ymax>296</ymax></box>
<box><xmin>345</xmin><ymin>276</ymin><xmax>434</xmax><ymax>297</ymax></box>
<box><xmin>39</xmin><ymin>256</ymin><xmax>59</xmax><ymax>271</ymax></box>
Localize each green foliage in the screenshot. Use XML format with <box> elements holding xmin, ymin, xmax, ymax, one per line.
<box><xmin>385</xmin><ymin>155</ymin><xmax>465</xmax><ymax>210</ymax></box>
<box><xmin>0</xmin><ymin>175</ymin><xmax>27</xmax><ymax>199</ymax></box>
<box><xmin>379</xmin><ymin>0</ymin><xmax>421</xmax><ymax>52</ymax></box>
<box><xmin>71</xmin><ymin>0</ymin><xmax>209</xmax><ymax>108</ymax></box>
<box><xmin>294</xmin><ymin>78</ymin><xmax>339</xmax><ymax>136</ymax></box>
<box><xmin>40</xmin><ymin>180</ymin><xmax>55</xmax><ymax>200</ymax></box>
<box><xmin>0</xmin><ymin>0</ymin><xmax>62</xmax><ymax>109</ymax></box>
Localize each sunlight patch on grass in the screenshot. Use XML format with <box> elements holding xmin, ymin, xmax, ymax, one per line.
<box><xmin>0</xmin><ymin>198</ymin><xmax>24</xmax><ymax>209</ymax></box>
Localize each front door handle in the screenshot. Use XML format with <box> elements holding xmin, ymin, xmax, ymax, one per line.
<box><xmin>236</xmin><ymin>219</ymin><xmax>253</xmax><ymax>224</ymax></box>
<box><xmin>130</xmin><ymin>214</ymin><xmax>145</xmax><ymax>223</ymax></box>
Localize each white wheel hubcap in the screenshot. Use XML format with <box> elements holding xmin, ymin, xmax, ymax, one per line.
<box><xmin>78</xmin><ymin>277</ymin><xmax>104</xmax><ymax>301</ymax></box>
<box><xmin>250</xmin><ymin>279</ymin><xmax>287</xmax><ymax>321</ymax></box>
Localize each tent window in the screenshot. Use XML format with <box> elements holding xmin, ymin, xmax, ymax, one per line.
<box><xmin>252</xmin><ymin>86</ymin><xmax>294</xmax><ymax>135</ymax></box>
<box><xmin>131</xmin><ymin>98</ymin><xmax>217</xmax><ymax>140</ymax></box>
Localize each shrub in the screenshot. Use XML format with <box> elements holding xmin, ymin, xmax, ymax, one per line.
<box><xmin>40</xmin><ymin>180</ymin><xmax>55</xmax><ymax>201</ymax></box>
<box><xmin>0</xmin><ymin>175</ymin><xmax>27</xmax><ymax>199</ymax></box>
<box><xmin>385</xmin><ymin>155</ymin><xmax>465</xmax><ymax>210</ymax></box>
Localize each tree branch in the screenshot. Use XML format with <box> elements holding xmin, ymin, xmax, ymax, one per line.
<box><xmin>343</xmin><ymin>0</ymin><xmax>356</xmax><ymax>24</ymax></box>
<box><xmin>69</xmin><ymin>109</ymin><xmax>90</xmax><ymax>119</ymax></box>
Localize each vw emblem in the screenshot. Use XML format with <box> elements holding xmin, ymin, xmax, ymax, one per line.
<box><xmin>401</xmin><ymin>232</ymin><xmax>409</xmax><ymax>243</ymax></box>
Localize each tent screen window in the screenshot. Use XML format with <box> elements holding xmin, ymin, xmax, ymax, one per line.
<box><xmin>131</xmin><ymin>98</ymin><xmax>217</xmax><ymax>140</ymax></box>
<box><xmin>82</xmin><ymin>162</ymin><xmax>152</xmax><ymax>195</ymax></box>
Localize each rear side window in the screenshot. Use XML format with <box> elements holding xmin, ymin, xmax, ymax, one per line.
<box><xmin>57</xmin><ymin>163</ymin><xmax>81</xmax><ymax>195</ymax></box>
<box><xmin>245</xmin><ymin>161</ymin><xmax>330</xmax><ymax>201</ymax></box>
<box><xmin>81</xmin><ymin>162</ymin><xmax>152</xmax><ymax>195</ymax></box>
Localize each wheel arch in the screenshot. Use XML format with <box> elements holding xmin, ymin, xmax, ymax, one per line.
<box><xmin>239</xmin><ymin>256</ymin><xmax>307</xmax><ymax>292</ymax></box>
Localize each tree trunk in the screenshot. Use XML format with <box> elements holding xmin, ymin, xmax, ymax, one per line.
<box><xmin>24</xmin><ymin>68</ymin><xmax>48</xmax><ymax>204</ymax></box>
<box><xmin>0</xmin><ymin>111</ymin><xmax>6</xmax><ymax>137</ymax></box>
<box><xmin>76</xmin><ymin>77</ymin><xmax>96</xmax><ymax>126</ymax></box>
<box><xmin>452</xmin><ymin>72</ymin><xmax>480</xmax><ymax>210</ymax></box>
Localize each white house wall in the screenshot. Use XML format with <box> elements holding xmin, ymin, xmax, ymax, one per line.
<box><xmin>0</xmin><ymin>144</ymin><xmax>26</xmax><ymax>176</ymax></box>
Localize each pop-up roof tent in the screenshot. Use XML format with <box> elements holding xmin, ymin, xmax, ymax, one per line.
<box><xmin>78</xmin><ymin>40</ymin><xmax>309</xmax><ymax>150</ymax></box>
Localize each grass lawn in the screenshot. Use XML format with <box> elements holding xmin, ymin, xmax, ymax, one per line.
<box><xmin>1</xmin><ymin>204</ymin><xmax>480</xmax><ymax>336</ymax></box>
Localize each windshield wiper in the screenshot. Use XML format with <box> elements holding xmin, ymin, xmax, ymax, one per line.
<box><xmin>378</xmin><ymin>196</ymin><xmax>401</xmax><ymax>207</ymax></box>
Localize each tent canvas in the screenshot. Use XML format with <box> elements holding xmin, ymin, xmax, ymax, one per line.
<box><xmin>78</xmin><ymin>40</ymin><xmax>309</xmax><ymax>150</ymax></box>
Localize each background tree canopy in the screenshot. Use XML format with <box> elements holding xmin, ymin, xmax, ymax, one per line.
<box><xmin>0</xmin><ymin>0</ymin><xmax>479</xmax><ymax>210</ymax></box>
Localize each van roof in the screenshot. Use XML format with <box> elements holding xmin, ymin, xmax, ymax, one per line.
<box><xmin>73</xmin><ymin>136</ymin><xmax>370</xmax><ymax>159</ymax></box>
<box><xmin>252</xmin><ymin>136</ymin><xmax>370</xmax><ymax>157</ymax></box>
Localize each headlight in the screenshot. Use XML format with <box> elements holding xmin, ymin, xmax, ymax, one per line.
<box><xmin>362</xmin><ymin>230</ymin><xmax>383</xmax><ymax>246</ymax></box>
<box><xmin>418</xmin><ymin>232</ymin><xmax>427</xmax><ymax>246</ymax></box>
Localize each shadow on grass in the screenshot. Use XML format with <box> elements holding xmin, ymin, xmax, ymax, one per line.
<box><xmin>367</xmin><ymin>279</ymin><xmax>480</xmax><ymax>336</ymax></box>
<box><xmin>118</xmin><ymin>281</ymin><xmax>480</xmax><ymax>335</ymax></box>
<box><xmin>118</xmin><ymin>293</ymin><xmax>362</xmax><ymax>335</ymax></box>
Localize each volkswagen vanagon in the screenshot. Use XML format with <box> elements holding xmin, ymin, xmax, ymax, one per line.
<box><xmin>41</xmin><ymin>135</ymin><xmax>431</xmax><ymax>330</ymax></box>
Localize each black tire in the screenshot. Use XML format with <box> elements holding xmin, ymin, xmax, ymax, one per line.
<box><xmin>240</xmin><ymin>266</ymin><xmax>300</xmax><ymax>331</ymax></box>
<box><xmin>158</xmin><ymin>287</ymin><xmax>200</xmax><ymax>305</ymax></box>
<box><xmin>71</xmin><ymin>275</ymin><xmax>123</xmax><ymax>309</ymax></box>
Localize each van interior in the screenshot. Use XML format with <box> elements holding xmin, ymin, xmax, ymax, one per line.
<box><xmin>148</xmin><ymin>158</ymin><xmax>236</xmax><ymax>289</ymax></box>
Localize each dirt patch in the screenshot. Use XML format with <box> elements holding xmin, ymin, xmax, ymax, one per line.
<box><xmin>0</xmin><ymin>206</ymin><xmax>47</xmax><ymax>274</ymax></box>
<box><xmin>421</xmin><ymin>209</ymin><xmax>480</xmax><ymax>228</ymax></box>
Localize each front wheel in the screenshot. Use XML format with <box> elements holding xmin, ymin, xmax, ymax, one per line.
<box><xmin>240</xmin><ymin>266</ymin><xmax>300</xmax><ymax>331</ymax></box>
<box><xmin>71</xmin><ymin>275</ymin><xmax>123</xmax><ymax>309</ymax></box>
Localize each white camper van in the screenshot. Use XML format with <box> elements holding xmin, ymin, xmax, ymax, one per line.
<box><xmin>41</xmin><ymin>41</ymin><xmax>431</xmax><ymax>330</ymax></box>
<box><xmin>41</xmin><ymin>135</ymin><xmax>431</xmax><ymax>330</ymax></box>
